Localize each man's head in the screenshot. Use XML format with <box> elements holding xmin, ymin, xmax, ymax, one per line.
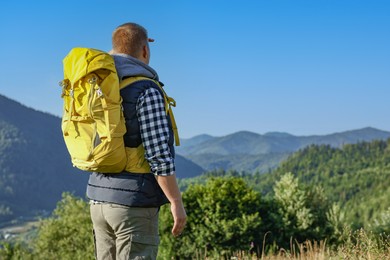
<box><xmin>111</xmin><ymin>22</ymin><xmax>154</xmax><ymax>64</ymax></box>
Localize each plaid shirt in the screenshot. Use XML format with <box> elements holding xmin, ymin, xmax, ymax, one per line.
<box><xmin>136</xmin><ymin>87</ymin><xmax>175</xmax><ymax>176</ymax></box>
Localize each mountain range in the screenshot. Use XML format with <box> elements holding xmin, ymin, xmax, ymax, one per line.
<box><xmin>1</xmin><ymin>93</ymin><xmax>390</xmax><ymax>224</ymax></box>
<box><xmin>176</xmin><ymin>128</ymin><xmax>390</xmax><ymax>172</ymax></box>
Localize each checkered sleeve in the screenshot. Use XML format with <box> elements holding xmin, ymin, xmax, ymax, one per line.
<box><xmin>136</xmin><ymin>87</ymin><xmax>175</xmax><ymax>176</ymax></box>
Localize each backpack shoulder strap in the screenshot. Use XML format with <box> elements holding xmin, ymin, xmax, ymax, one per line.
<box><xmin>120</xmin><ymin>77</ymin><xmax>180</xmax><ymax>146</ymax></box>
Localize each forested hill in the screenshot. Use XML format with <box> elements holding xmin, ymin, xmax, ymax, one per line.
<box><xmin>254</xmin><ymin>139</ymin><xmax>390</xmax><ymax>227</ymax></box>
<box><xmin>0</xmin><ymin>94</ymin><xmax>89</xmax><ymax>224</ymax></box>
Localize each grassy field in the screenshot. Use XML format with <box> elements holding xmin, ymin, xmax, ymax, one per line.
<box><xmin>1</xmin><ymin>221</ymin><xmax>389</xmax><ymax>259</ymax></box>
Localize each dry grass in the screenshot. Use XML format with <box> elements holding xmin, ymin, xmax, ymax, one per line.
<box><xmin>228</xmin><ymin>240</ymin><xmax>330</xmax><ymax>260</ymax></box>
<box><xmin>195</xmin><ymin>229</ymin><xmax>390</xmax><ymax>260</ymax></box>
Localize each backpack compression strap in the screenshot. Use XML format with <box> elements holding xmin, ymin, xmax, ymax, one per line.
<box><xmin>120</xmin><ymin>76</ymin><xmax>180</xmax><ymax>146</ymax></box>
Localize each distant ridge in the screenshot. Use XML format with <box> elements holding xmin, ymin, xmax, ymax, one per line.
<box><xmin>264</xmin><ymin>132</ymin><xmax>295</xmax><ymax>138</ymax></box>
<box><xmin>177</xmin><ymin>127</ymin><xmax>390</xmax><ymax>172</ymax></box>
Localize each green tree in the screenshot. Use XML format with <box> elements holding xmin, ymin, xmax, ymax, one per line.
<box><xmin>159</xmin><ymin>177</ymin><xmax>263</xmax><ymax>258</ymax></box>
<box><xmin>371</xmin><ymin>207</ymin><xmax>390</xmax><ymax>235</ymax></box>
<box><xmin>271</xmin><ymin>173</ymin><xmax>332</xmax><ymax>247</ymax></box>
<box><xmin>32</xmin><ymin>193</ymin><xmax>94</xmax><ymax>260</ymax></box>
<box><xmin>273</xmin><ymin>173</ymin><xmax>313</xmax><ymax>241</ymax></box>
<box><xmin>0</xmin><ymin>193</ymin><xmax>93</xmax><ymax>259</ymax></box>
<box><xmin>326</xmin><ymin>202</ymin><xmax>348</xmax><ymax>245</ymax></box>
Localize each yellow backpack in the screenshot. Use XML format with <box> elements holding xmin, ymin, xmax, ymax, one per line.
<box><xmin>59</xmin><ymin>47</ymin><xmax>179</xmax><ymax>173</ymax></box>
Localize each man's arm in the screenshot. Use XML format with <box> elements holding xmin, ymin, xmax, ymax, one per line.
<box><xmin>137</xmin><ymin>87</ymin><xmax>187</xmax><ymax>236</ymax></box>
<box><xmin>156</xmin><ymin>174</ymin><xmax>187</xmax><ymax>236</ymax></box>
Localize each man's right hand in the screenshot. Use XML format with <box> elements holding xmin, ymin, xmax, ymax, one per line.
<box><xmin>156</xmin><ymin>174</ymin><xmax>187</xmax><ymax>237</ymax></box>
<box><xmin>170</xmin><ymin>200</ymin><xmax>187</xmax><ymax>236</ymax></box>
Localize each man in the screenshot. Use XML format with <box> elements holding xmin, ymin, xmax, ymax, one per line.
<box><xmin>86</xmin><ymin>22</ymin><xmax>187</xmax><ymax>260</ymax></box>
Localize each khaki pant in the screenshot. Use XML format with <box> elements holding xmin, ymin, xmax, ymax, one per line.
<box><xmin>90</xmin><ymin>203</ymin><xmax>160</xmax><ymax>260</ymax></box>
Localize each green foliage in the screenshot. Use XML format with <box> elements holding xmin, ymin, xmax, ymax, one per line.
<box><xmin>177</xmin><ymin>168</ymin><xmax>248</xmax><ymax>191</ymax></box>
<box><xmin>163</xmin><ymin>173</ymin><xmax>349</xmax><ymax>257</ymax></box>
<box><xmin>1</xmin><ymin>173</ymin><xmax>388</xmax><ymax>259</ymax></box>
<box><xmin>31</xmin><ymin>193</ymin><xmax>94</xmax><ymax>260</ymax></box>
<box><xmin>371</xmin><ymin>207</ymin><xmax>390</xmax><ymax>235</ymax></box>
<box><xmin>165</xmin><ymin>139</ymin><xmax>390</xmax><ymax>256</ymax></box>
<box><xmin>159</xmin><ymin>177</ymin><xmax>263</xmax><ymax>258</ymax></box>
<box><xmin>254</xmin><ymin>140</ymin><xmax>390</xmax><ymax>232</ymax></box>
<box><xmin>326</xmin><ymin>202</ymin><xmax>348</xmax><ymax>244</ymax></box>
<box><xmin>186</xmin><ymin>152</ymin><xmax>289</xmax><ymax>173</ymax></box>
<box><xmin>0</xmin><ymin>193</ymin><xmax>93</xmax><ymax>259</ymax></box>
<box><xmin>0</xmin><ymin>241</ymin><xmax>33</xmax><ymax>260</ymax></box>
<box><xmin>266</xmin><ymin>173</ymin><xmax>333</xmax><ymax>249</ymax></box>
<box><xmin>274</xmin><ymin>173</ymin><xmax>313</xmax><ymax>231</ymax></box>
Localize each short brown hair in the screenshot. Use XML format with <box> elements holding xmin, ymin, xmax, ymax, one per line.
<box><xmin>112</xmin><ymin>23</ymin><xmax>148</xmax><ymax>58</ymax></box>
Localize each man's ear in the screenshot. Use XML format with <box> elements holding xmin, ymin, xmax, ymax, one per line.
<box><xmin>142</xmin><ymin>45</ymin><xmax>149</xmax><ymax>59</ymax></box>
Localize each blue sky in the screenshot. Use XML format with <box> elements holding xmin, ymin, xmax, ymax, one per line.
<box><xmin>1</xmin><ymin>1</ymin><xmax>389</xmax><ymax>138</ymax></box>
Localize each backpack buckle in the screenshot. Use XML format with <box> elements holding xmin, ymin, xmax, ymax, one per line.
<box><xmin>88</xmin><ymin>76</ymin><xmax>97</xmax><ymax>85</ymax></box>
